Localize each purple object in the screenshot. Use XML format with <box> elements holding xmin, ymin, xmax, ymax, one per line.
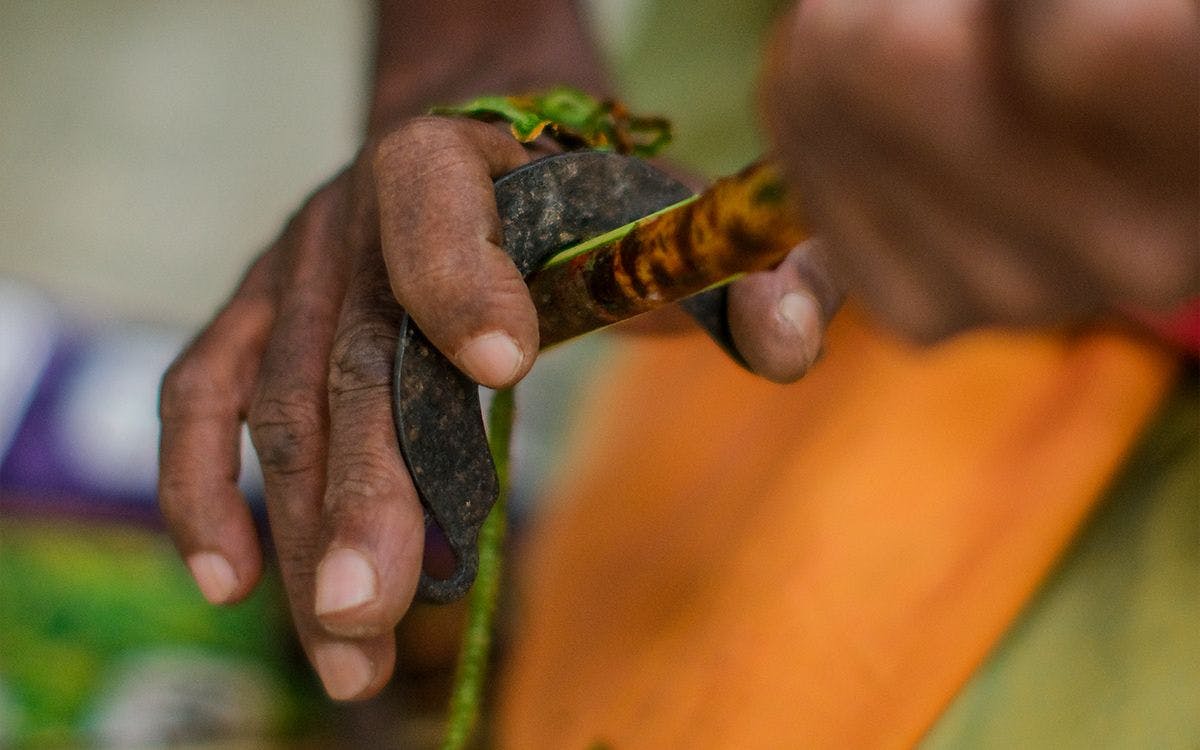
<box><xmin>0</xmin><ymin>280</ymin><xmax>263</xmax><ymax>521</ymax></box>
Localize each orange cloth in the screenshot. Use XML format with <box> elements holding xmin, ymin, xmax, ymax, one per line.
<box><xmin>497</xmin><ymin>306</ymin><xmax>1178</xmax><ymax>749</ymax></box>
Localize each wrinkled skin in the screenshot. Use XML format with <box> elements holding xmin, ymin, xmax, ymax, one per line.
<box><xmin>159</xmin><ymin>0</ymin><xmax>1198</xmax><ymax>702</ymax></box>
<box><xmin>158</xmin><ymin>118</ymin><xmax>547</xmax><ymax>700</ymax></box>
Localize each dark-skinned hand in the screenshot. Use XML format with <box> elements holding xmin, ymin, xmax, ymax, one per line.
<box><xmin>158</xmin><ymin>117</ymin><xmax>552</xmax><ymax>700</ymax></box>
<box><xmin>155</xmin><ymin>0</ymin><xmax>1200</xmax><ymax>707</ymax></box>
<box><xmin>758</xmin><ymin>0</ymin><xmax>1198</xmax><ymax>342</ymax></box>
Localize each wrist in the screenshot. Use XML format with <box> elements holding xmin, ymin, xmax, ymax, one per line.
<box><xmin>366</xmin><ymin>0</ymin><xmax>609</xmax><ymax>135</ymax></box>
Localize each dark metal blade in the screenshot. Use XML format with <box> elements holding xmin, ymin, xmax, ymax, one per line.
<box><xmin>394</xmin><ymin>151</ymin><xmax>693</xmax><ymax>603</ymax></box>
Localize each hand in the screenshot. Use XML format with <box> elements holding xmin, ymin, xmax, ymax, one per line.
<box><xmin>158</xmin><ymin>116</ymin><xmax>541</xmax><ymax>700</ymax></box>
<box><xmin>759</xmin><ymin>0</ymin><xmax>1199</xmax><ymax>342</ymax></box>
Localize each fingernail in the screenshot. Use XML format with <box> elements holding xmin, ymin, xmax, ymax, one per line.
<box><xmin>778</xmin><ymin>291</ymin><xmax>823</xmax><ymax>365</ymax></box>
<box><xmin>314</xmin><ymin>642</ymin><xmax>374</xmax><ymax>701</ymax></box>
<box><xmin>315</xmin><ymin>548</ymin><xmax>378</xmax><ymax>616</ymax></box>
<box><xmin>187</xmin><ymin>552</ymin><xmax>238</xmax><ymax>604</ymax></box>
<box><xmin>456</xmin><ymin>332</ymin><xmax>524</xmax><ymax>386</ymax></box>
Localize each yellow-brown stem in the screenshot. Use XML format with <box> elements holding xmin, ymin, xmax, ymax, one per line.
<box><xmin>528</xmin><ymin>160</ymin><xmax>806</xmax><ymax>348</ymax></box>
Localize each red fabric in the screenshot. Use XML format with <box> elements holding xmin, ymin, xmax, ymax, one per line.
<box><xmin>1143</xmin><ymin>298</ymin><xmax>1200</xmax><ymax>354</ymax></box>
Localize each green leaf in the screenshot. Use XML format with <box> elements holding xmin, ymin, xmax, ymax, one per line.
<box><xmin>431</xmin><ymin>87</ymin><xmax>673</xmax><ymax>156</ymax></box>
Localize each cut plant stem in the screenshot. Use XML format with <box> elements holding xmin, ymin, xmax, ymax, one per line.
<box><xmin>527</xmin><ymin>159</ymin><xmax>807</xmax><ymax>348</ymax></box>
<box><xmin>441</xmin><ymin>387</ymin><xmax>515</xmax><ymax>750</ymax></box>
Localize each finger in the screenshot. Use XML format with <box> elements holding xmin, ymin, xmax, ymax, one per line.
<box><xmin>860</xmin><ymin>151</ymin><xmax>1093</xmax><ymax>330</ymax></box>
<box><xmin>246</xmin><ymin>189</ymin><xmax>395</xmax><ymax>701</ymax></box>
<box><xmin>159</xmin><ymin>252</ymin><xmax>275</xmax><ymax>604</ymax></box>
<box><xmin>1001</xmin><ymin>0</ymin><xmax>1199</xmax><ymax>192</ymax></box>
<box><xmin>728</xmin><ymin>240</ymin><xmax>844</xmax><ymax>383</ymax></box>
<box><xmin>776</xmin><ymin>0</ymin><xmax>1195</xmax><ymax>312</ymax></box>
<box><xmin>313</xmin><ymin>245</ymin><xmax>425</xmax><ymax>641</ymax></box>
<box><xmin>310</xmin><ymin>635</ymin><xmax>396</xmax><ymax>703</ymax></box>
<box><xmin>802</xmin><ymin>164</ymin><xmax>960</xmax><ymax>344</ymax></box>
<box><xmin>374</xmin><ymin>116</ymin><xmax>536</xmax><ymax>388</ymax></box>
<box><xmin>759</xmin><ymin>2</ymin><xmax>985</xmax><ymax>339</ymax></box>
<box><xmin>763</xmin><ymin>2</ymin><xmax>1182</xmax><ymax>332</ymax></box>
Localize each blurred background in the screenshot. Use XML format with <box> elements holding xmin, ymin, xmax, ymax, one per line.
<box><xmin>0</xmin><ymin>0</ymin><xmax>781</xmax><ymax>745</ymax></box>
<box><xmin>1</xmin><ymin>4</ymin><xmax>369</xmax><ymax>745</ymax></box>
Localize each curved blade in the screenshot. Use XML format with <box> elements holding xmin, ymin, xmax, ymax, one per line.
<box><xmin>394</xmin><ymin>151</ymin><xmax>692</xmax><ymax>603</ymax></box>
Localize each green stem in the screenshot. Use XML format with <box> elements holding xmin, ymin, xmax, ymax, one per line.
<box><xmin>441</xmin><ymin>387</ymin><xmax>515</xmax><ymax>750</ymax></box>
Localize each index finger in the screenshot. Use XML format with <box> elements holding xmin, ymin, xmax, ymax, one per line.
<box><xmin>373</xmin><ymin>116</ymin><xmax>536</xmax><ymax>388</ymax></box>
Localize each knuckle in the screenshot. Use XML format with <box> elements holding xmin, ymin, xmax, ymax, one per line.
<box><xmin>277</xmin><ymin>184</ymin><xmax>347</xmax><ymax>269</ymax></box>
<box><xmin>402</xmin><ymin>258</ymin><xmax>529</xmax><ymax>333</ymax></box>
<box><xmin>373</xmin><ymin>116</ymin><xmax>444</xmax><ymax>170</ymax></box>
<box><xmin>293</xmin><ymin>180</ymin><xmax>343</xmax><ymax>232</ymax></box>
<box><xmin>159</xmin><ymin>353</ymin><xmax>230</xmax><ymax>420</ymax></box>
<box><xmin>328</xmin><ymin>321</ymin><xmax>397</xmax><ymax>397</ymax></box>
<box><xmin>270</xmin><ymin>536</ymin><xmax>322</xmax><ymax>593</ymax></box>
<box><xmin>402</xmin><ymin>253</ymin><xmax>470</xmax><ymax>304</ymax></box>
<box><xmin>348</xmin><ymin>262</ymin><xmax>401</xmax><ymax>313</ymax></box>
<box><xmin>327</xmin><ymin>448</ymin><xmax>400</xmax><ymax>504</ymax></box>
<box><xmin>248</xmin><ymin>391</ymin><xmax>325</xmax><ymax>476</ymax></box>
<box><xmin>374</xmin><ymin>116</ymin><xmax>483</xmax><ymax>189</ymax></box>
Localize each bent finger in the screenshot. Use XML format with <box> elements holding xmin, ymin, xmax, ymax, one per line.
<box><xmin>374</xmin><ymin>116</ymin><xmax>536</xmax><ymax>388</ymax></box>
<box><xmin>159</xmin><ymin>253</ymin><xmax>275</xmax><ymax>604</ymax></box>
<box><xmin>313</xmin><ymin>248</ymin><xmax>426</xmax><ymax>641</ymax></box>
<box><xmin>245</xmin><ymin>191</ymin><xmax>391</xmax><ymax>700</ymax></box>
